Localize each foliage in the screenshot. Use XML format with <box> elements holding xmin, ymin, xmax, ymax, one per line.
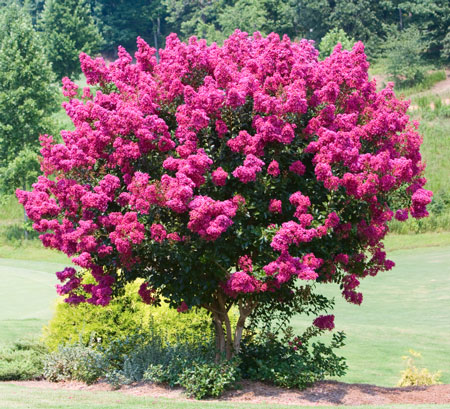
<box><xmin>384</xmin><ymin>26</ymin><xmax>427</xmax><ymax>87</ymax></box>
<box><xmin>18</xmin><ymin>33</ymin><xmax>431</xmax><ymax>358</ymax></box>
<box><xmin>179</xmin><ymin>359</ymin><xmax>241</xmax><ymax>399</ymax></box>
<box><xmin>40</xmin><ymin>0</ymin><xmax>103</xmax><ymax>79</ymax></box>
<box><xmin>113</xmin><ymin>334</ymin><xmax>214</xmax><ymax>384</ymax></box>
<box><xmin>397</xmin><ymin>350</ymin><xmax>442</xmax><ymax>386</ymax></box>
<box><xmin>0</xmin><ymin>4</ymin><xmax>57</xmax><ymax>167</ymax></box>
<box><xmin>90</xmin><ymin>0</ymin><xmax>165</xmax><ymax>53</ymax></box>
<box><xmin>0</xmin><ymin>148</ymin><xmax>40</xmax><ymax>195</ymax></box>
<box><xmin>327</xmin><ymin>0</ymin><xmax>382</xmax><ymax>54</ymax></box>
<box><xmin>442</xmin><ymin>30</ymin><xmax>450</xmax><ymax>62</ymax></box>
<box><xmin>103</xmin><ymin>330</ymin><xmax>238</xmax><ymax>399</ymax></box>
<box><xmin>0</xmin><ymin>338</ymin><xmax>47</xmax><ymax>380</ymax></box>
<box><xmin>240</xmin><ymin>327</ymin><xmax>347</xmax><ymax>389</ymax></box>
<box><xmin>319</xmin><ymin>28</ymin><xmax>354</xmax><ymax>59</ymax></box>
<box><xmin>395</xmin><ymin>70</ymin><xmax>447</xmax><ymax>97</ymax></box>
<box><xmin>44</xmin><ymin>278</ymin><xmax>213</xmax><ymax>351</ymax></box>
<box><xmin>7</xmin><ymin>0</ymin><xmax>449</xmax><ymax>61</ymax></box>
<box><xmin>164</xmin><ymin>0</ymin><xmax>295</xmax><ymax>45</ymax></box>
<box><xmin>43</xmin><ymin>342</ymin><xmax>105</xmax><ymax>384</ymax></box>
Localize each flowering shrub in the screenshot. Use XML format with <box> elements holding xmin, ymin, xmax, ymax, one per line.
<box><xmin>17</xmin><ymin>31</ymin><xmax>431</xmax><ymax>358</ymax></box>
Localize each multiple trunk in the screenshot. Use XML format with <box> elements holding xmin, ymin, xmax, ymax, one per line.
<box><xmin>204</xmin><ymin>292</ymin><xmax>256</xmax><ymax>361</ymax></box>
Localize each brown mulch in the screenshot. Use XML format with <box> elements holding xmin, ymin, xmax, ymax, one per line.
<box><xmin>7</xmin><ymin>379</ymin><xmax>450</xmax><ymax>406</ymax></box>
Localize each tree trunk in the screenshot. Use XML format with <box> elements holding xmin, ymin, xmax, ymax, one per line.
<box><xmin>205</xmin><ymin>294</ymin><xmax>256</xmax><ymax>361</ymax></box>
<box><xmin>153</xmin><ymin>17</ymin><xmax>161</xmax><ymax>62</ymax></box>
<box><xmin>23</xmin><ymin>181</ymin><xmax>28</xmax><ymax>240</ymax></box>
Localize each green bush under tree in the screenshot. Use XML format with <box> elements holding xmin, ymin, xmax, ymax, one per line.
<box><xmin>44</xmin><ymin>277</ymin><xmax>214</xmax><ymax>351</ymax></box>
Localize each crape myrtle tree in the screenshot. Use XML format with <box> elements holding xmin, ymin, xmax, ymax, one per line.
<box><xmin>18</xmin><ymin>32</ymin><xmax>432</xmax><ymax>359</ymax></box>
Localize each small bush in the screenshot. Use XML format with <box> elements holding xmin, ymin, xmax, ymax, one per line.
<box><xmin>179</xmin><ymin>360</ymin><xmax>241</xmax><ymax>399</ymax></box>
<box><xmin>0</xmin><ymin>339</ymin><xmax>47</xmax><ymax>380</ymax></box>
<box><xmin>44</xmin><ymin>278</ymin><xmax>213</xmax><ymax>350</ymax></box>
<box><xmin>43</xmin><ymin>342</ymin><xmax>106</xmax><ymax>384</ymax></box>
<box><xmin>239</xmin><ymin>328</ymin><xmax>347</xmax><ymax>389</ymax></box>
<box><xmin>398</xmin><ymin>350</ymin><xmax>442</xmax><ymax>387</ymax></box>
<box><xmin>106</xmin><ymin>331</ymin><xmax>215</xmax><ymax>387</ymax></box>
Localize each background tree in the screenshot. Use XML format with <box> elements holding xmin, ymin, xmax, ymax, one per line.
<box><xmin>90</xmin><ymin>0</ymin><xmax>166</xmax><ymax>55</ymax></box>
<box><xmin>0</xmin><ymin>148</ymin><xmax>40</xmax><ymax>238</ymax></box>
<box><xmin>23</xmin><ymin>0</ymin><xmax>45</xmax><ymax>25</ymax></box>
<box><xmin>40</xmin><ymin>0</ymin><xmax>103</xmax><ymax>79</ymax></box>
<box><xmin>384</xmin><ymin>25</ymin><xmax>427</xmax><ymax>87</ymax></box>
<box><xmin>442</xmin><ymin>30</ymin><xmax>450</xmax><ymax>63</ymax></box>
<box><xmin>164</xmin><ymin>0</ymin><xmax>295</xmax><ymax>44</ymax></box>
<box><xmin>0</xmin><ymin>3</ymin><xmax>57</xmax><ymax>168</ymax></box>
<box><xmin>319</xmin><ymin>28</ymin><xmax>354</xmax><ymax>59</ymax></box>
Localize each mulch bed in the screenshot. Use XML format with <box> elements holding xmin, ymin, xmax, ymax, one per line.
<box><xmin>8</xmin><ymin>379</ymin><xmax>450</xmax><ymax>406</ymax></box>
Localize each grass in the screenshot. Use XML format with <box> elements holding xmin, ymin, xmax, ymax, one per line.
<box><xmin>396</xmin><ymin>70</ymin><xmax>447</xmax><ymax>96</ymax></box>
<box><xmin>0</xmin><ymin>258</ymin><xmax>68</xmax><ymax>344</ymax></box>
<box><xmin>388</xmin><ymin>88</ymin><xmax>450</xmax><ymax>233</ymax></box>
<box><xmin>1</xmin><ymin>384</ymin><xmax>450</xmax><ymax>409</ymax></box>
<box><xmin>291</xmin><ymin>245</ymin><xmax>450</xmax><ymax>386</ymax></box>
<box><xmin>384</xmin><ymin>231</ymin><xmax>450</xmax><ymax>251</ymax></box>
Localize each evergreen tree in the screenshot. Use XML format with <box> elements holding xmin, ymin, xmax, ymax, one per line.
<box><xmin>91</xmin><ymin>0</ymin><xmax>166</xmax><ymax>54</ymax></box>
<box><xmin>384</xmin><ymin>25</ymin><xmax>427</xmax><ymax>87</ymax></box>
<box><xmin>23</xmin><ymin>0</ymin><xmax>45</xmax><ymax>25</ymax></box>
<box><xmin>40</xmin><ymin>0</ymin><xmax>103</xmax><ymax>79</ymax></box>
<box><xmin>0</xmin><ymin>4</ymin><xmax>57</xmax><ymax>167</ymax></box>
<box><xmin>319</xmin><ymin>28</ymin><xmax>354</xmax><ymax>59</ymax></box>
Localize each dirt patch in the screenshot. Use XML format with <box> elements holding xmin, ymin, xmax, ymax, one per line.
<box><xmin>7</xmin><ymin>380</ymin><xmax>450</xmax><ymax>406</ymax></box>
<box><xmin>428</xmin><ymin>69</ymin><xmax>450</xmax><ymax>95</ymax></box>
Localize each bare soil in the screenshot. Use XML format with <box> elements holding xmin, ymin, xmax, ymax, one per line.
<box><xmin>7</xmin><ymin>379</ymin><xmax>450</xmax><ymax>406</ymax></box>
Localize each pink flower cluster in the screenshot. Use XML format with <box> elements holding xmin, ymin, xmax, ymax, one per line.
<box><xmin>232</xmin><ymin>154</ymin><xmax>265</xmax><ymax>183</ymax></box>
<box><xmin>188</xmin><ymin>196</ymin><xmax>238</xmax><ymax>240</ymax></box>
<box><xmin>17</xmin><ymin>31</ymin><xmax>431</xmax><ymax>312</ymax></box>
<box><xmin>313</xmin><ymin>315</ymin><xmax>335</xmax><ymax>331</ymax></box>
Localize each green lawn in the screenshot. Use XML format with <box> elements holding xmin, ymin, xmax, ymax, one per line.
<box><xmin>291</xmin><ymin>245</ymin><xmax>450</xmax><ymax>386</ymax></box>
<box><xmin>1</xmin><ymin>384</ymin><xmax>449</xmax><ymax>409</ymax></box>
<box><xmin>0</xmin><ymin>258</ymin><xmax>67</xmax><ymax>343</ymax></box>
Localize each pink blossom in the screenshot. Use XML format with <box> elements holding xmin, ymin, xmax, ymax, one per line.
<box><xmin>267</xmin><ymin>160</ymin><xmax>280</xmax><ymax>177</ymax></box>
<box><xmin>150</xmin><ymin>224</ymin><xmax>167</xmax><ymax>242</ymax></box>
<box><xmin>177</xmin><ymin>301</ymin><xmax>189</xmax><ymax>313</ymax></box>
<box><xmin>138</xmin><ymin>283</ymin><xmax>155</xmax><ymax>304</ymax></box>
<box><xmin>289</xmin><ymin>160</ymin><xmax>306</xmax><ymax>175</ymax></box>
<box><xmin>313</xmin><ymin>315</ymin><xmax>335</xmax><ymax>331</ymax></box>
<box><xmin>212</xmin><ymin>167</ymin><xmax>228</xmax><ymax>186</ymax></box>
<box><xmin>269</xmin><ymin>199</ymin><xmax>282</xmax><ymax>213</ymax></box>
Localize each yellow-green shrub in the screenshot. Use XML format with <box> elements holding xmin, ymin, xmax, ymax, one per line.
<box><xmin>43</xmin><ymin>279</ymin><xmax>213</xmax><ymax>350</ymax></box>
<box><xmin>398</xmin><ymin>350</ymin><xmax>442</xmax><ymax>387</ymax></box>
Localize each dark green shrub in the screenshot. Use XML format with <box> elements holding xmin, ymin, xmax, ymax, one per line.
<box><xmin>0</xmin><ymin>339</ymin><xmax>47</xmax><ymax>380</ymax></box>
<box><xmin>239</xmin><ymin>328</ymin><xmax>347</xmax><ymax>389</ymax></box>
